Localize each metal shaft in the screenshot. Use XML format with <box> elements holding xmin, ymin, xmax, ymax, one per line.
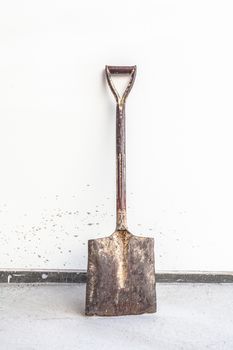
<box><xmin>116</xmin><ymin>103</ymin><xmax>127</xmax><ymax>230</ymax></box>
<box><xmin>105</xmin><ymin>65</ymin><xmax>137</xmax><ymax>231</ymax></box>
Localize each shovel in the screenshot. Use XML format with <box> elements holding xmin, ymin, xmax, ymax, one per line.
<box><xmin>85</xmin><ymin>65</ymin><xmax>156</xmax><ymax>316</ymax></box>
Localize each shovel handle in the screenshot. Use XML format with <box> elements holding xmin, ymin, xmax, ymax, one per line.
<box><xmin>107</xmin><ymin>66</ymin><xmax>135</xmax><ymax>74</ymax></box>
<box><xmin>105</xmin><ymin>65</ymin><xmax>136</xmax><ymax>105</ymax></box>
<box><xmin>105</xmin><ymin>65</ymin><xmax>137</xmax><ymax>230</ymax></box>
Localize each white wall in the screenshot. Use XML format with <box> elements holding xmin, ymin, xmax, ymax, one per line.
<box><xmin>0</xmin><ymin>0</ymin><xmax>233</xmax><ymax>271</ymax></box>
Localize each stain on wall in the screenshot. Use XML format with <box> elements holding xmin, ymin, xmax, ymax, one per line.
<box><xmin>0</xmin><ymin>184</ymin><xmax>191</xmax><ymax>270</ymax></box>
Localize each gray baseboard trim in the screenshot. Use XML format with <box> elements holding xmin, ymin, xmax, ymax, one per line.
<box><xmin>0</xmin><ymin>269</ymin><xmax>233</xmax><ymax>284</ymax></box>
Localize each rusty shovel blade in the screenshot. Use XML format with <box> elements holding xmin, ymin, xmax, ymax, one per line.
<box><xmin>85</xmin><ymin>66</ymin><xmax>156</xmax><ymax>316</ymax></box>
<box><xmin>85</xmin><ymin>230</ymin><xmax>156</xmax><ymax>316</ymax></box>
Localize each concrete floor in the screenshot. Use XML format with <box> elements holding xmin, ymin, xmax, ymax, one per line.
<box><xmin>0</xmin><ymin>283</ymin><xmax>232</xmax><ymax>349</ymax></box>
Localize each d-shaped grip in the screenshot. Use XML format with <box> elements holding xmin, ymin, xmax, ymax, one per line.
<box><xmin>105</xmin><ymin>65</ymin><xmax>137</xmax><ymax>104</ymax></box>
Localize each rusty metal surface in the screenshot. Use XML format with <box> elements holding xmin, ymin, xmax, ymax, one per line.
<box><xmin>85</xmin><ymin>231</ymin><xmax>156</xmax><ymax>316</ymax></box>
<box><xmin>85</xmin><ymin>66</ymin><xmax>156</xmax><ymax>316</ymax></box>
